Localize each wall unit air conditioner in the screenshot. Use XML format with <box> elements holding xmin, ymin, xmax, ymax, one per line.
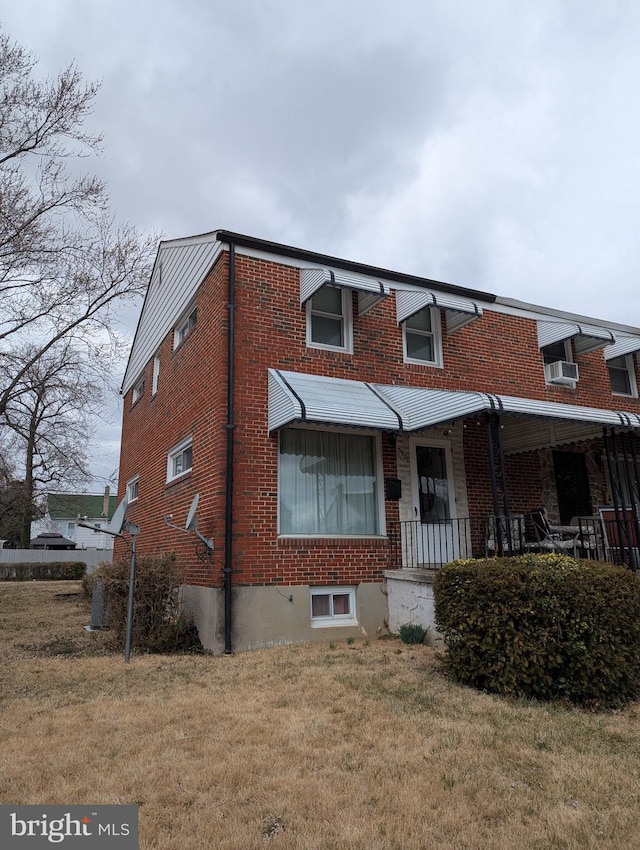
<box><xmin>546</xmin><ymin>360</ymin><xmax>579</xmax><ymax>385</ymax></box>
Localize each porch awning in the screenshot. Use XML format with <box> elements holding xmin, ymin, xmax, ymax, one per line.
<box><xmin>537</xmin><ymin>320</ymin><xmax>615</xmax><ymax>356</ymax></box>
<box><xmin>268</xmin><ymin>369</ymin><xmax>403</xmax><ymax>433</ymax></box>
<box><xmin>300</xmin><ymin>267</ymin><xmax>390</xmax><ymax>316</ymax></box>
<box><xmin>268</xmin><ymin>369</ymin><xmax>640</xmax><ymax>433</ymax></box>
<box><xmin>396</xmin><ymin>288</ymin><xmax>482</xmax><ymax>334</ymax></box>
<box><xmin>604</xmin><ymin>335</ymin><xmax>640</xmax><ymax>361</ymax></box>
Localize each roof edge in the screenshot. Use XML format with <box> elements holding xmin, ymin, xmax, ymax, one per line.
<box><xmin>215</xmin><ymin>230</ymin><xmax>496</xmax><ymax>303</ymax></box>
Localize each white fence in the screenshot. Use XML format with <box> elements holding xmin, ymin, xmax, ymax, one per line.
<box><xmin>0</xmin><ymin>549</ymin><xmax>112</xmax><ymax>571</ymax></box>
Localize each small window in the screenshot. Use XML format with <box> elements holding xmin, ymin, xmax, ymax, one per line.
<box><xmin>167</xmin><ymin>438</ymin><xmax>193</xmax><ymax>482</ymax></box>
<box><xmin>608</xmin><ymin>355</ymin><xmax>637</xmax><ymax>397</ymax></box>
<box><xmin>127</xmin><ymin>476</ymin><xmax>140</xmax><ymax>502</ymax></box>
<box><xmin>542</xmin><ymin>340</ymin><xmax>571</xmax><ymax>366</ymax></box>
<box><xmin>310</xmin><ymin>587</ymin><xmax>357</xmax><ymax>627</ymax></box>
<box><xmin>152</xmin><ymin>353</ymin><xmax>160</xmax><ymax>395</ymax></box>
<box><xmin>132</xmin><ymin>378</ymin><xmax>145</xmax><ymax>404</ymax></box>
<box><xmin>403</xmin><ymin>307</ymin><xmax>442</xmax><ymax>366</ymax></box>
<box><xmin>66</xmin><ymin>522</ymin><xmax>76</xmax><ymax>537</ymax></box>
<box><xmin>306</xmin><ymin>285</ymin><xmax>352</xmax><ymax>352</ymax></box>
<box><xmin>174</xmin><ymin>306</ymin><xmax>198</xmax><ymax>349</ymax></box>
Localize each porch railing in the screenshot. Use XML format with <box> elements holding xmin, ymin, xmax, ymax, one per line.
<box><xmin>388</xmin><ymin>515</ymin><xmax>638</xmax><ymax>571</ymax></box>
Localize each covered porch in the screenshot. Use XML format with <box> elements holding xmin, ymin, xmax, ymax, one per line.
<box><xmin>268</xmin><ymin>369</ymin><xmax>640</xmax><ymax>572</ymax></box>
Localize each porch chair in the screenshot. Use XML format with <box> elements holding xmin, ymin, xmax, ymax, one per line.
<box><xmin>528</xmin><ymin>508</ymin><xmax>580</xmax><ymax>556</ymax></box>
<box><xmin>486</xmin><ymin>514</ymin><xmax>525</xmax><ymax>556</ymax></box>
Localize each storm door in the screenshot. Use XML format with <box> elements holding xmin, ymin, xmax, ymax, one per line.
<box><xmin>410</xmin><ymin>440</ymin><xmax>459</xmax><ymax>565</ymax></box>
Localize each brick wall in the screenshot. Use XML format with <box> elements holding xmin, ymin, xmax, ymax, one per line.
<box><xmin>117</xmin><ymin>250</ymin><xmax>640</xmax><ymax>585</ymax></box>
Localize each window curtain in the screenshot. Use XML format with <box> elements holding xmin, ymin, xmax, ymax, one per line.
<box><xmin>279</xmin><ymin>429</ymin><xmax>378</xmax><ymax>534</ymax></box>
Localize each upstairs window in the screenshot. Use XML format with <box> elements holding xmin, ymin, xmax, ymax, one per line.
<box><xmin>174</xmin><ymin>306</ymin><xmax>198</xmax><ymax>349</ymax></box>
<box><xmin>608</xmin><ymin>355</ymin><xmax>637</xmax><ymax>397</ymax></box>
<box><xmin>403</xmin><ymin>307</ymin><xmax>442</xmax><ymax>366</ymax></box>
<box><xmin>306</xmin><ymin>285</ymin><xmax>352</xmax><ymax>353</ymax></box>
<box><xmin>132</xmin><ymin>377</ymin><xmax>145</xmax><ymax>404</ymax></box>
<box><xmin>127</xmin><ymin>475</ymin><xmax>140</xmax><ymax>503</ymax></box>
<box><xmin>152</xmin><ymin>353</ymin><xmax>160</xmax><ymax>395</ymax></box>
<box><xmin>167</xmin><ymin>438</ymin><xmax>193</xmax><ymax>482</ymax></box>
<box><xmin>541</xmin><ymin>340</ymin><xmax>572</xmax><ymax>366</ymax></box>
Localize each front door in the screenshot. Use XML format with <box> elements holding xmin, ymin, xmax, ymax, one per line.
<box><xmin>410</xmin><ymin>440</ymin><xmax>459</xmax><ymax>566</ymax></box>
<box><xmin>553</xmin><ymin>450</ymin><xmax>592</xmax><ymax>524</ymax></box>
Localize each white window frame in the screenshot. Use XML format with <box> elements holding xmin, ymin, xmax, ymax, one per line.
<box><xmin>310</xmin><ymin>586</ymin><xmax>357</xmax><ymax>628</ymax></box>
<box><xmin>542</xmin><ymin>339</ymin><xmax>576</xmax><ymax>386</ymax></box>
<box><xmin>132</xmin><ymin>376</ymin><xmax>145</xmax><ymax>404</ymax></box>
<box><xmin>402</xmin><ymin>306</ymin><xmax>443</xmax><ymax>367</ymax></box>
<box><xmin>277</xmin><ymin>424</ymin><xmax>385</xmax><ymax>538</ymax></box>
<box><xmin>167</xmin><ymin>437</ymin><xmax>193</xmax><ymax>483</ymax></box>
<box><xmin>174</xmin><ymin>305</ymin><xmax>198</xmax><ymax>349</ymax></box>
<box><xmin>152</xmin><ymin>353</ymin><xmax>160</xmax><ymax>395</ymax></box>
<box><xmin>126</xmin><ymin>475</ymin><xmax>140</xmax><ymax>503</ymax></box>
<box><xmin>608</xmin><ymin>354</ymin><xmax>638</xmax><ymax>398</ymax></box>
<box><xmin>306</xmin><ymin>285</ymin><xmax>353</xmax><ymax>354</ymax></box>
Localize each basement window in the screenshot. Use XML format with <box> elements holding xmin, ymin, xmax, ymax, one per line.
<box><xmin>310</xmin><ymin>587</ymin><xmax>357</xmax><ymax>627</ymax></box>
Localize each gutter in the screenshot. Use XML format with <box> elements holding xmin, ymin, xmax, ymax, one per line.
<box><xmin>223</xmin><ymin>239</ymin><xmax>236</xmax><ymax>653</ymax></box>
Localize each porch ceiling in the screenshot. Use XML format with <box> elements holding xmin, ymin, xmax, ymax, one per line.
<box><xmin>267</xmin><ymin>369</ymin><xmax>640</xmax><ymax>434</ymax></box>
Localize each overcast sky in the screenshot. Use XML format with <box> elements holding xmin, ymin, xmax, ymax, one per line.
<box><xmin>3</xmin><ymin>1</ymin><xmax>640</xmax><ymax>488</ymax></box>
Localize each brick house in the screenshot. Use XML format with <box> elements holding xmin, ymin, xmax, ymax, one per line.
<box><xmin>118</xmin><ymin>230</ymin><xmax>640</xmax><ymax>653</ymax></box>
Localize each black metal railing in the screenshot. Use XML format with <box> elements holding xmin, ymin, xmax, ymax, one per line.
<box><xmin>388</xmin><ymin>515</ymin><xmax>637</xmax><ymax>571</ymax></box>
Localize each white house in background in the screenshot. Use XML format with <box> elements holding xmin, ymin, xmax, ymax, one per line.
<box><xmin>30</xmin><ymin>488</ymin><xmax>117</xmax><ymax>551</ymax></box>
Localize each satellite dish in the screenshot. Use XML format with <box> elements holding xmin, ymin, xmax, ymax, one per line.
<box><xmin>108</xmin><ymin>495</ymin><xmax>128</xmax><ymax>535</ymax></box>
<box><xmin>185</xmin><ymin>494</ymin><xmax>199</xmax><ymax>531</ymax></box>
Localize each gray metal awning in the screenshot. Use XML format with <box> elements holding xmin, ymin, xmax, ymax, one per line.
<box><xmin>268</xmin><ymin>370</ymin><xmax>403</xmax><ymax>432</ymax></box>
<box><xmin>396</xmin><ymin>289</ymin><xmax>482</xmax><ymax>334</ymax></box>
<box><xmin>537</xmin><ymin>320</ymin><xmax>615</xmax><ymax>356</ymax></box>
<box><xmin>604</xmin><ymin>335</ymin><xmax>640</xmax><ymax>361</ymax></box>
<box><xmin>268</xmin><ymin>369</ymin><xmax>640</xmax><ymax>433</ymax></box>
<box><xmin>300</xmin><ymin>267</ymin><xmax>390</xmax><ymax>316</ymax></box>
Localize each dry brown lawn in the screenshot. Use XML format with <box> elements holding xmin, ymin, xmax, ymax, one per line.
<box><xmin>1</xmin><ymin>581</ymin><xmax>639</xmax><ymax>849</ymax></box>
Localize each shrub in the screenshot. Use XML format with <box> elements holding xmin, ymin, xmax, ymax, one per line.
<box><xmin>0</xmin><ymin>561</ymin><xmax>86</xmax><ymax>581</ymax></box>
<box><xmin>434</xmin><ymin>554</ymin><xmax>640</xmax><ymax>707</ymax></box>
<box><xmin>92</xmin><ymin>552</ymin><xmax>203</xmax><ymax>654</ymax></box>
<box><xmin>398</xmin><ymin>623</ymin><xmax>428</xmax><ymax>645</ymax></box>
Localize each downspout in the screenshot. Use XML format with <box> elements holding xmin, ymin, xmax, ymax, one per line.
<box><xmin>223</xmin><ymin>240</ymin><xmax>236</xmax><ymax>653</ymax></box>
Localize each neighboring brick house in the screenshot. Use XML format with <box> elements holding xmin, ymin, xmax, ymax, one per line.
<box><xmin>118</xmin><ymin>230</ymin><xmax>640</xmax><ymax>653</ymax></box>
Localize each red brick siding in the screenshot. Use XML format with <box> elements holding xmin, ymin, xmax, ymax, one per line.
<box><xmin>117</xmin><ymin>251</ymin><xmax>640</xmax><ymax>585</ymax></box>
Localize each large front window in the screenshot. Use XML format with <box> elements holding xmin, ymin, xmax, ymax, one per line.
<box><xmin>278</xmin><ymin>428</ymin><xmax>380</xmax><ymax>535</ymax></box>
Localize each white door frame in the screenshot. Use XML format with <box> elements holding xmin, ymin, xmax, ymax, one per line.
<box><xmin>409</xmin><ymin>436</ymin><xmax>459</xmax><ymax>565</ymax></box>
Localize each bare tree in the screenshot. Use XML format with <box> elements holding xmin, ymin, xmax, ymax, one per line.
<box><xmin>3</xmin><ymin>341</ymin><xmax>104</xmax><ymax>547</ymax></box>
<box><xmin>0</xmin><ymin>27</ymin><xmax>157</xmax><ymax>415</ymax></box>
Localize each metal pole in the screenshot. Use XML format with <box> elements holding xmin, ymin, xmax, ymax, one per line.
<box><xmin>124</xmin><ymin>528</ymin><xmax>139</xmax><ymax>663</ymax></box>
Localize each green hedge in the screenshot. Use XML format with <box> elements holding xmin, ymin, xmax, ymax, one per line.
<box><xmin>0</xmin><ymin>561</ymin><xmax>87</xmax><ymax>581</ymax></box>
<box><xmin>434</xmin><ymin>554</ymin><xmax>640</xmax><ymax>707</ymax></box>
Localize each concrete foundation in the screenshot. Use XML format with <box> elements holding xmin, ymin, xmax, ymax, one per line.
<box><xmin>181</xmin><ymin>581</ymin><xmax>388</xmax><ymax>654</ymax></box>
<box><xmin>383</xmin><ymin>569</ymin><xmax>442</xmax><ymax>645</ymax></box>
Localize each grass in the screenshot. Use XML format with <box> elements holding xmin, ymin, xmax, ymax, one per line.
<box><xmin>1</xmin><ymin>582</ymin><xmax>639</xmax><ymax>849</ymax></box>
